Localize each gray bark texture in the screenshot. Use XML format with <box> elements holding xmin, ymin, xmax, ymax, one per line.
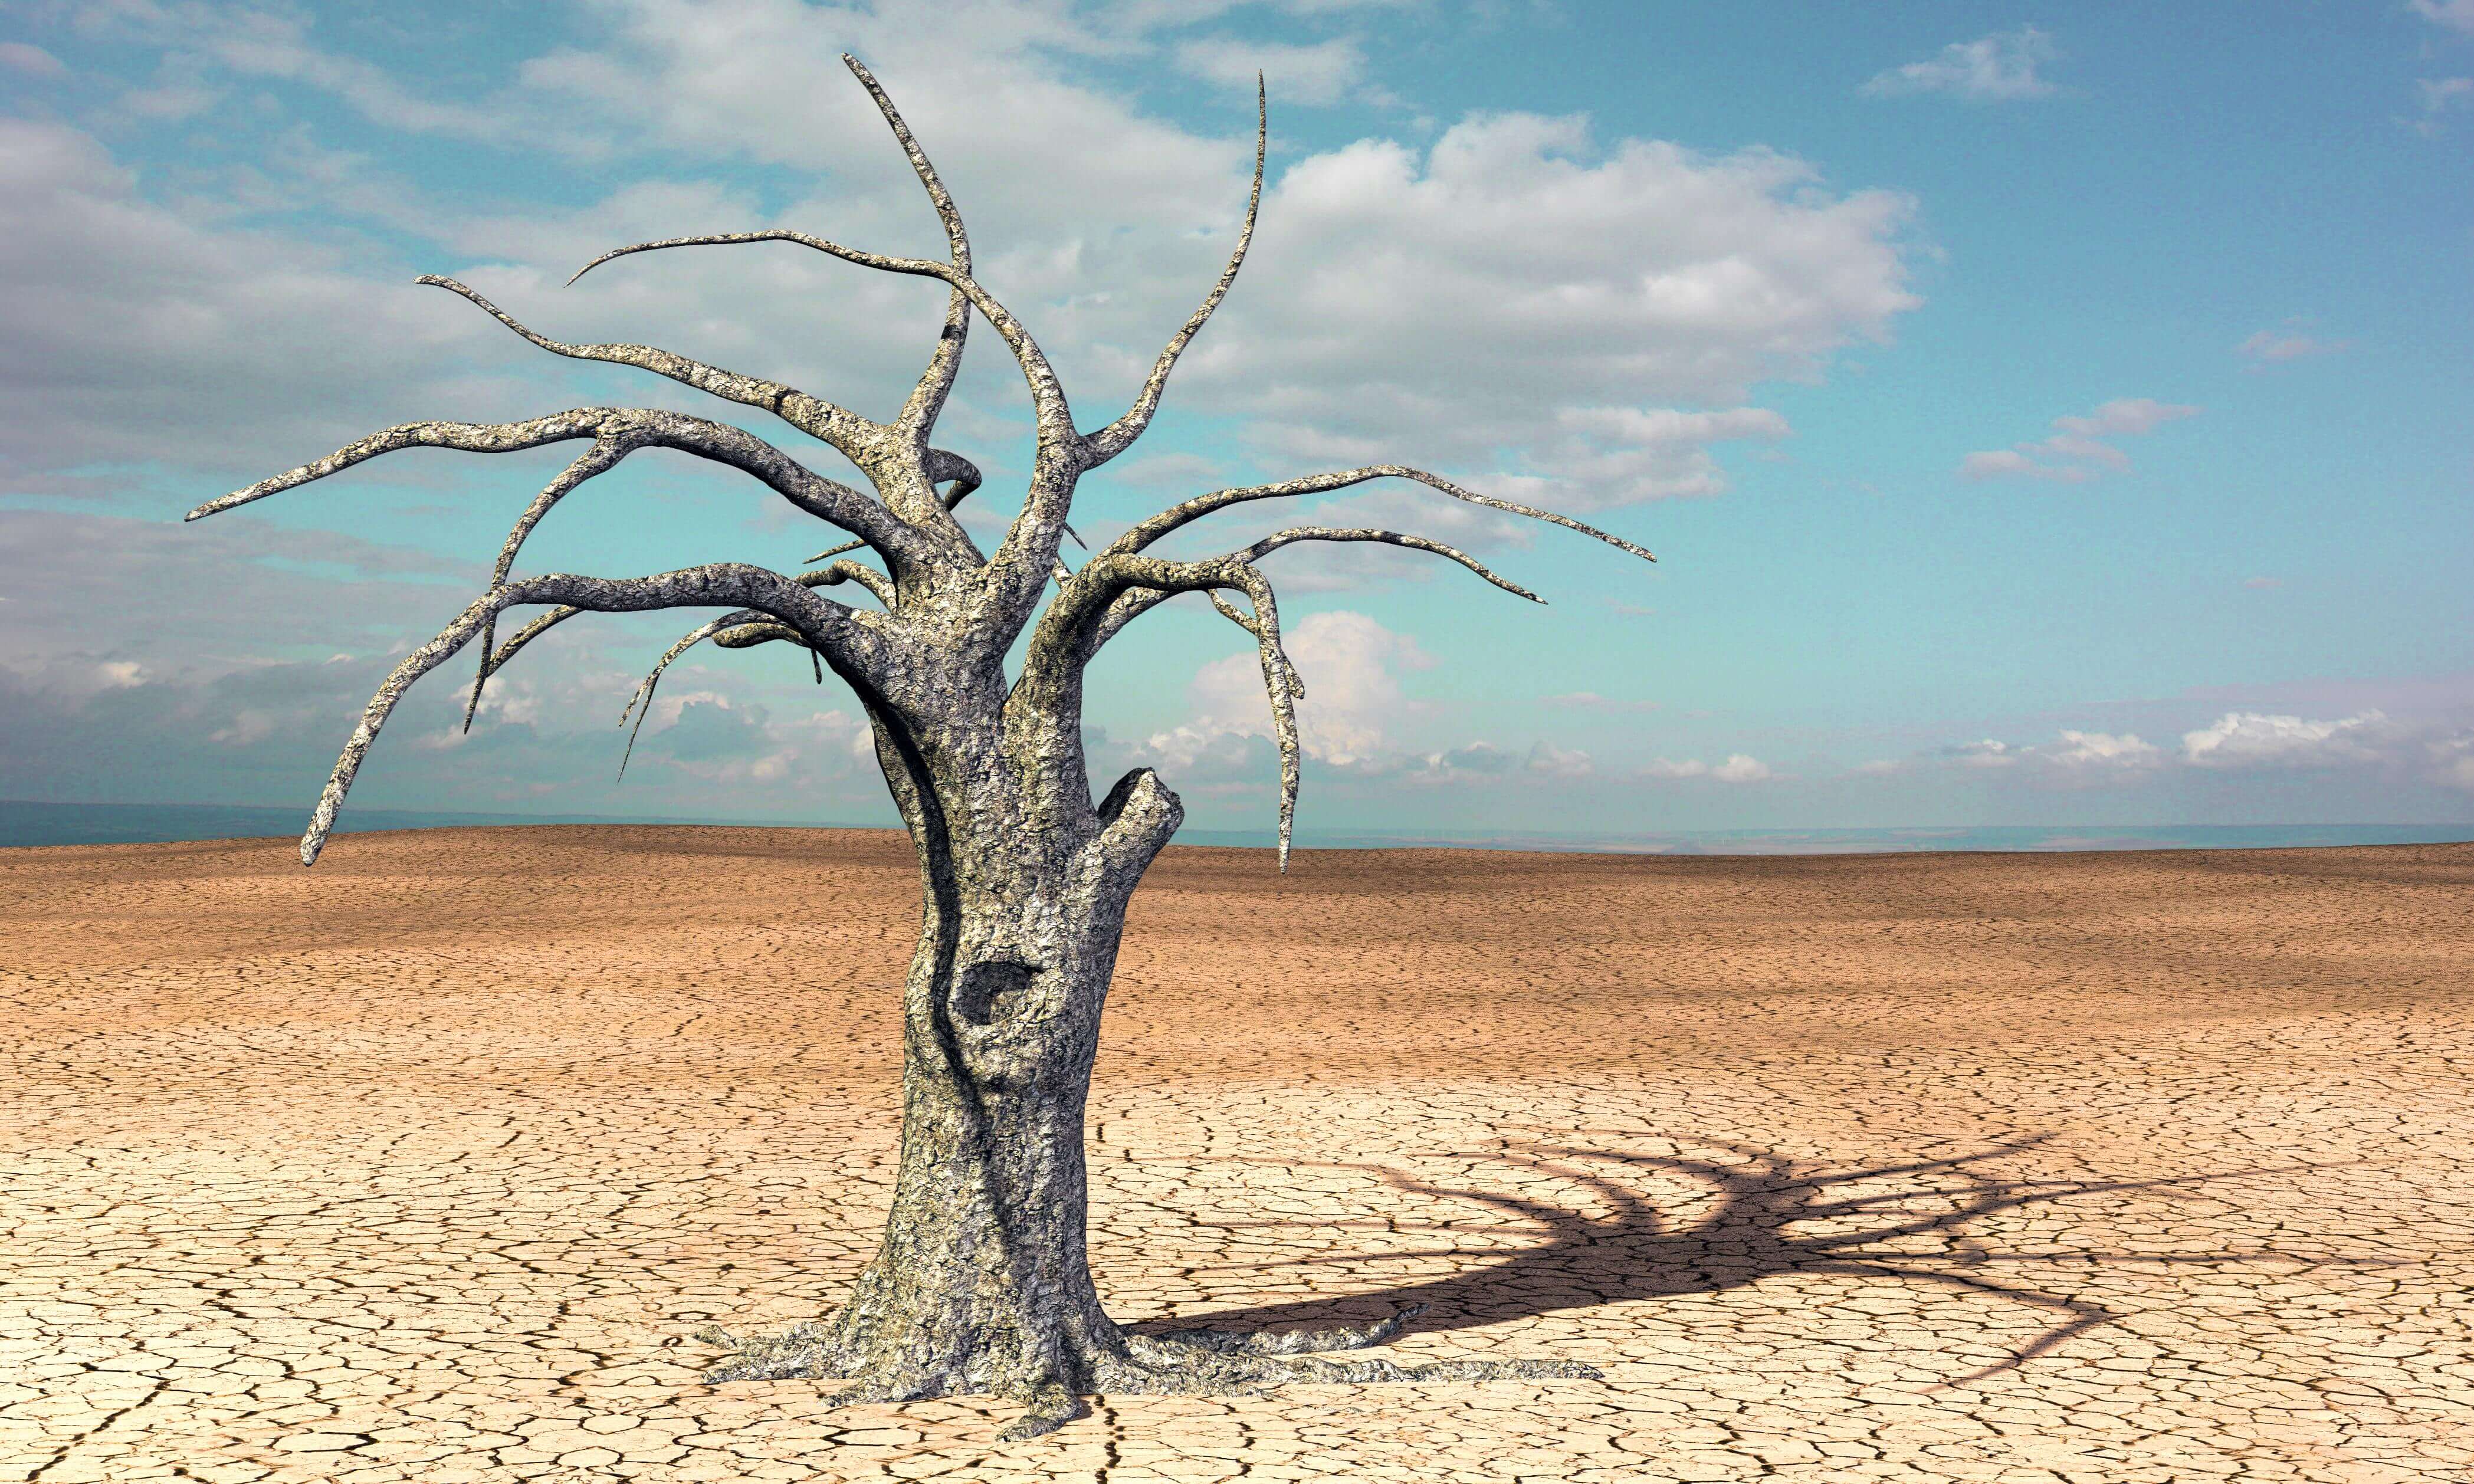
<box><xmin>190</xmin><ymin>55</ymin><xmax>1651</xmax><ymax>1439</ymax></box>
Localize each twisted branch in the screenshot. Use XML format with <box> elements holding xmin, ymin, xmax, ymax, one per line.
<box><xmin>415</xmin><ymin>276</ymin><xmax>872</xmax><ymax>454</ymax></box>
<box><xmin>1109</xmin><ymin>464</ymin><xmax>1656</xmax><ymax>567</ymax></box>
<box><xmin>297</xmin><ymin>564</ymin><xmax>856</xmax><ymax>865</ymax></box>
<box><xmin>1082</xmin><ymin>76</ymin><xmax>1265</xmax><ymax>468</ymax></box>
<box><xmin>841</xmin><ymin>54</ymin><xmax>974</xmax><ymax>442</ymax></box>
<box><xmin>567</xmin><ymin>232</ymin><xmax>1075</xmax><ymax>457</ymax></box>
<box><xmin>185</xmin><ymin>408</ymin><xmax>917</xmax><ymax>564</ymax></box>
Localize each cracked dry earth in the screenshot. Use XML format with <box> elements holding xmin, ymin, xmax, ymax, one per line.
<box><xmin>4</xmin><ymin>829</ymin><xmax>2472</xmax><ymax>1483</ymax></box>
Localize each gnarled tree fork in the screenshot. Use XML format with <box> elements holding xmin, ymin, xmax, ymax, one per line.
<box><xmin>189</xmin><ymin>55</ymin><xmax>1654</xmax><ymax>1441</ymax></box>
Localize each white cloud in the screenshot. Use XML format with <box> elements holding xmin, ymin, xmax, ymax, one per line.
<box><xmin>1638</xmin><ymin>753</ymin><xmax>1770</xmax><ymax>782</ymax></box>
<box><xmin>2050</xmin><ymin>730</ymin><xmax>2160</xmax><ymax>767</ymax></box>
<box><xmin>2412</xmin><ymin>1</ymin><xmax>2474</xmax><ymax>36</ymax></box>
<box><xmin>1186</xmin><ymin>111</ymin><xmax>1917</xmax><ymax>511</ymax></box>
<box><xmin>1174</xmin><ymin>35</ymin><xmax>1366</xmax><ymax>106</ymax></box>
<box><xmin>2181</xmin><ymin>710</ymin><xmax>2387</xmax><ymax>767</ymax></box>
<box><xmin>1960</xmin><ymin>398</ymin><xmax>2199</xmax><ymax>483</ymax></box>
<box><xmin>1524</xmin><ymin>740</ymin><xmax>1594</xmax><ymax>779</ymax></box>
<box><xmin>1862</xmin><ymin>28</ymin><xmax>2059</xmax><ymax>102</ymax></box>
<box><xmin>2412</xmin><ymin>76</ymin><xmax>2474</xmax><ymax>134</ymax></box>
<box><xmin>0</xmin><ymin>41</ymin><xmax>65</xmax><ymax>77</ymax></box>
<box><xmin>0</xmin><ymin>116</ymin><xmax>494</xmax><ymax>475</ymax></box>
<box><xmin>1166</xmin><ymin>609</ymin><xmax>1432</xmax><ymax>766</ymax></box>
<box><xmin>2236</xmin><ymin>327</ymin><xmax>2346</xmax><ymax>367</ymax></box>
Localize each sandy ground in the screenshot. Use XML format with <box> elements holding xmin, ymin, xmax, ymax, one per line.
<box><xmin>3</xmin><ymin>826</ymin><xmax>2471</xmax><ymax>1484</ymax></box>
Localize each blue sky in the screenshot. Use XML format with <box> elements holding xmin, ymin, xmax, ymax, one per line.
<box><xmin>2</xmin><ymin>0</ymin><xmax>2469</xmax><ymax>841</ymax></box>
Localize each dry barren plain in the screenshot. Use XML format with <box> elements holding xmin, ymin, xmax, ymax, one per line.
<box><xmin>4</xmin><ymin>827</ymin><xmax>2472</xmax><ymax>1483</ymax></box>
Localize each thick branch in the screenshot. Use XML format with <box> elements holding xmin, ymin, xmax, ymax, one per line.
<box><xmin>1041</xmin><ymin>553</ymin><xmax>1301</xmax><ymax>867</ymax></box>
<box><xmin>1110</xmin><ymin>465</ymin><xmax>1657</xmax><ymax>567</ymax></box>
<box><xmin>300</xmin><ymin>564</ymin><xmax>860</xmax><ymax>866</ymax></box>
<box><xmin>415</xmin><ymin>276</ymin><xmax>874</xmax><ymax>454</ymax></box>
<box><xmin>1081</xmin><ymin>77</ymin><xmax>1265</xmax><ymax>469</ymax></box>
<box><xmin>185</xmin><ymin>408</ymin><xmax>920</xmax><ymax>567</ymax></box>
<box><xmin>798</xmin><ymin>559</ymin><xmax>897</xmax><ymax>609</ymax></box>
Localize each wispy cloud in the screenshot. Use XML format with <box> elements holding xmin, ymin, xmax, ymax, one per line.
<box><xmin>2410</xmin><ymin>75</ymin><xmax>2473</xmax><ymax>134</ymax></box>
<box><xmin>1862</xmin><ymin>27</ymin><xmax>2060</xmax><ymax>102</ymax></box>
<box><xmin>2411</xmin><ymin>0</ymin><xmax>2474</xmax><ymax>37</ymax></box>
<box><xmin>1174</xmin><ymin>35</ymin><xmax>1369</xmax><ymax>107</ymax></box>
<box><xmin>1960</xmin><ymin>398</ymin><xmax>2200</xmax><ymax>483</ymax></box>
<box><xmin>2236</xmin><ymin>326</ymin><xmax>2348</xmax><ymax>367</ymax></box>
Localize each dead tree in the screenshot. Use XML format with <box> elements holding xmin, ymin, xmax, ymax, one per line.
<box><xmin>189</xmin><ymin>57</ymin><xmax>1653</xmax><ymax>1439</ymax></box>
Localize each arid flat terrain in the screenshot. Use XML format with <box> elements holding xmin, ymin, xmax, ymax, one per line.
<box><xmin>4</xmin><ymin>827</ymin><xmax>2471</xmax><ymax>1483</ymax></box>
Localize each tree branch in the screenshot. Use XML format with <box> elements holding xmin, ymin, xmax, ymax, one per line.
<box><xmin>1231</xmin><ymin>526</ymin><xmax>1543</xmax><ymax>602</ymax></box>
<box><xmin>567</xmin><ymin>230</ymin><xmax>1077</xmax><ymax>456</ymax></box>
<box><xmin>415</xmin><ymin>275</ymin><xmax>877</xmax><ymax>455</ymax></box>
<box><xmin>1081</xmin><ymin>76</ymin><xmax>1265</xmax><ymax>469</ymax></box>
<box><xmin>798</xmin><ymin>559</ymin><xmax>897</xmax><ymax>609</ymax></box>
<box><xmin>1038</xmin><ymin>552</ymin><xmax>1302</xmax><ymax>868</ymax></box>
<box><xmin>839</xmin><ymin>54</ymin><xmax>974</xmax><ymax>443</ymax></box>
<box><xmin>1109</xmin><ymin>464</ymin><xmax>1657</xmax><ymax>567</ymax></box>
<box><xmin>298</xmin><ymin>564</ymin><xmax>861</xmax><ymax>866</ymax></box>
<box><xmin>185</xmin><ymin>408</ymin><xmax>921</xmax><ymax>567</ymax></box>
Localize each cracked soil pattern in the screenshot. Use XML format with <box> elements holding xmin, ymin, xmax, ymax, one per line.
<box><xmin>3</xmin><ymin>826</ymin><xmax>2470</xmax><ymax>1483</ymax></box>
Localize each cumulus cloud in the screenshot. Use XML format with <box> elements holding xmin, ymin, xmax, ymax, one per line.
<box><xmin>1639</xmin><ymin>753</ymin><xmax>1771</xmax><ymax>783</ymax></box>
<box><xmin>1905</xmin><ymin>728</ymin><xmax>2162</xmax><ymax>775</ymax></box>
<box><xmin>1197</xmin><ymin>113</ymin><xmax>1916</xmax><ymax>511</ymax></box>
<box><xmin>2049</xmin><ymin>730</ymin><xmax>2161</xmax><ymax>766</ymax></box>
<box><xmin>1523</xmin><ymin>740</ymin><xmax>1594</xmax><ymax>779</ymax></box>
<box><xmin>1861</xmin><ymin>28</ymin><xmax>2060</xmax><ymax>102</ymax></box>
<box><xmin>2181</xmin><ymin>710</ymin><xmax>2387</xmax><ymax>767</ymax></box>
<box><xmin>1960</xmin><ymin>398</ymin><xmax>2199</xmax><ymax>483</ymax></box>
<box><xmin>1147</xmin><ymin>609</ymin><xmax>1432</xmax><ymax>769</ymax></box>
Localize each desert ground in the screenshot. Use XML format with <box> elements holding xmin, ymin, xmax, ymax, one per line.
<box><xmin>3</xmin><ymin>826</ymin><xmax>2470</xmax><ymax>1483</ymax></box>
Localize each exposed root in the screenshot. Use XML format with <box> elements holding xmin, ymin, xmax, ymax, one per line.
<box><xmin>995</xmin><ymin>1378</ymin><xmax>1081</xmax><ymax>1442</ymax></box>
<box><xmin>687</xmin><ymin>1305</ymin><xmax>1599</xmax><ymax>1442</ymax></box>
<box><xmin>1144</xmin><ymin>1302</ymin><xmax>1429</xmax><ymax>1356</ymax></box>
<box><xmin>695</xmin><ymin>1322</ymin><xmax>849</xmax><ymax>1383</ymax></box>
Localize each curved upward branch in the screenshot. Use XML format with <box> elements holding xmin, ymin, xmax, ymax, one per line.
<box><xmin>1081</xmin><ymin>75</ymin><xmax>1266</xmax><ymax>469</ymax></box>
<box><xmin>567</xmin><ymin>229</ymin><xmax>1077</xmax><ymax>457</ymax></box>
<box><xmin>839</xmin><ymin>54</ymin><xmax>974</xmax><ymax>441</ymax></box>
<box><xmin>415</xmin><ymin>276</ymin><xmax>875</xmax><ymax>455</ymax></box>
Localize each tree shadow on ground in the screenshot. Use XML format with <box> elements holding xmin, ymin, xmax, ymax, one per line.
<box><xmin>1125</xmin><ymin>1135</ymin><xmax>2374</xmax><ymax>1385</ymax></box>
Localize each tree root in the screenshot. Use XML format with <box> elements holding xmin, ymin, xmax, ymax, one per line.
<box><xmin>690</xmin><ymin>1306</ymin><xmax>1601</xmax><ymax>1441</ymax></box>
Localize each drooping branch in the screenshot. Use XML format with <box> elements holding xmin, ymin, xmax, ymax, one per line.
<box><xmin>1080</xmin><ymin>76</ymin><xmax>1266</xmax><ymax>470</ymax></box>
<box><xmin>1036</xmin><ymin>551</ymin><xmax>1302</xmax><ymax>866</ymax></box>
<box><xmin>415</xmin><ymin>275</ymin><xmax>876</xmax><ymax>455</ymax></box>
<box><xmin>1230</xmin><ymin>526</ymin><xmax>1543</xmax><ymax>602</ymax></box>
<box><xmin>185</xmin><ymin>408</ymin><xmax>922</xmax><ymax>567</ymax></box>
<box><xmin>462</xmin><ymin>435</ymin><xmax>638</xmax><ymax>729</ymax></box>
<box><xmin>1110</xmin><ymin>465</ymin><xmax>1658</xmax><ymax>567</ymax></box>
<box><xmin>298</xmin><ymin>563</ymin><xmax>861</xmax><ymax>866</ymax></box>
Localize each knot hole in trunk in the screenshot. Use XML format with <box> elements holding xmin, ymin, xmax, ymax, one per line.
<box><xmin>953</xmin><ymin>959</ymin><xmax>1039</xmax><ymax>1027</ymax></box>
